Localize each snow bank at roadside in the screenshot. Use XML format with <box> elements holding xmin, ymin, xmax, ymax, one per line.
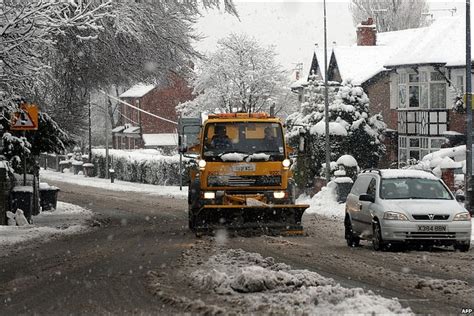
<box><xmin>0</xmin><ymin>202</ymin><xmax>92</xmax><ymax>252</ymax></box>
<box><xmin>297</xmin><ymin>182</ymin><xmax>345</xmax><ymax>219</ymax></box>
<box><xmin>188</xmin><ymin>249</ymin><xmax>412</xmax><ymax>315</ymax></box>
<box><xmin>40</xmin><ymin>168</ymin><xmax>187</xmax><ymax>199</ymax></box>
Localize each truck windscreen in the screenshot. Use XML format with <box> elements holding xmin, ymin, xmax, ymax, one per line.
<box><xmin>203</xmin><ymin>122</ymin><xmax>285</xmax><ymax>161</ymax></box>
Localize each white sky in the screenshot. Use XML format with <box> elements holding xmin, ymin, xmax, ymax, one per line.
<box><xmin>194</xmin><ymin>0</ymin><xmax>467</xmax><ymax>74</ymax></box>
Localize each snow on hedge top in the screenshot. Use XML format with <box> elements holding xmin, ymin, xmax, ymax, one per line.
<box><xmin>119</xmin><ymin>84</ymin><xmax>155</xmax><ymax>98</ymax></box>
<box><xmin>336</xmin><ymin>154</ymin><xmax>357</xmax><ymax>167</ymax></box>
<box><xmin>92</xmin><ymin>148</ymin><xmax>180</xmax><ymax>163</ymax></box>
<box><xmin>380</xmin><ymin>169</ymin><xmax>438</xmax><ymax>180</ymax></box>
<box><xmin>142</xmin><ymin>133</ymin><xmax>178</xmax><ymax>147</ymax></box>
<box><xmin>386</xmin><ymin>17</ymin><xmax>473</xmax><ymax>67</ymax></box>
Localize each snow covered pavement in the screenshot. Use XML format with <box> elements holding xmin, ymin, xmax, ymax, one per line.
<box><xmin>40</xmin><ymin>168</ymin><xmax>188</xmax><ymax>199</ymax></box>
<box><xmin>0</xmin><ymin>202</ymin><xmax>92</xmax><ymax>253</ymax></box>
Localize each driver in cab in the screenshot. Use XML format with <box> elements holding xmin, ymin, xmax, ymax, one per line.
<box><xmin>210</xmin><ymin>125</ymin><xmax>232</xmax><ymax>149</ymax></box>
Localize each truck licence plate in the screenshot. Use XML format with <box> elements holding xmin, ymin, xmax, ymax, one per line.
<box><xmin>232</xmin><ymin>164</ymin><xmax>256</xmax><ymax>172</ymax></box>
<box><xmin>417</xmin><ymin>225</ymin><xmax>447</xmax><ymax>232</ymax></box>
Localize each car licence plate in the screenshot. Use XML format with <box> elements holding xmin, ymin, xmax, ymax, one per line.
<box><xmin>417</xmin><ymin>225</ymin><xmax>447</xmax><ymax>232</ymax></box>
<box><xmin>232</xmin><ymin>164</ymin><xmax>256</xmax><ymax>172</ymax></box>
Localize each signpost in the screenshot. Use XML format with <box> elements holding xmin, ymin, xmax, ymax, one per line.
<box><xmin>10</xmin><ymin>103</ymin><xmax>39</xmax><ymax>186</ymax></box>
<box><xmin>10</xmin><ymin>103</ymin><xmax>39</xmax><ymax>131</ymax></box>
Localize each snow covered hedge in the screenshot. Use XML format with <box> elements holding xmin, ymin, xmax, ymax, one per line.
<box><xmin>92</xmin><ymin>149</ymin><xmax>193</xmax><ymax>186</ymax></box>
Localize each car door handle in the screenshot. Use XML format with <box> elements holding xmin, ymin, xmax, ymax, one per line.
<box><xmin>357</xmin><ymin>202</ymin><xmax>362</xmax><ymax>210</ymax></box>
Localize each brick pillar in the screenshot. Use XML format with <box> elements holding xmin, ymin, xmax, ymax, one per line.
<box><xmin>441</xmin><ymin>167</ymin><xmax>455</xmax><ymax>192</ymax></box>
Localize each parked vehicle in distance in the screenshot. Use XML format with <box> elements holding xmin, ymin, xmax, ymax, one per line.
<box><xmin>345</xmin><ymin>169</ymin><xmax>471</xmax><ymax>252</ymax></box>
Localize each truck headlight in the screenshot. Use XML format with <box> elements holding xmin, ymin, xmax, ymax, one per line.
<box><xmin>453</xmin><ymin>212</ymin><xmax>471</xmax><ymax>221</ymax></box>
<box><xmin>273</xmin><ymin>191</ymin><xmax>286</xmax><ymax>199</ymax></box>
<box><xmin>383</xmin><ymin>211</ymin><xmax>408</xmax><ymax>221</ymax></box>
<box><xmin>203</xmin><ymin>191</ymin><xmax>215</xmax><ymax>199</ymax></box>
<box><xmin>198</xmin><ymin>160</ymin><xmax>207</xmax><ymax>170</ymax></box>
<box><xmin>282</xmin><ymin>159</ymin><xmax>291</xmax><ymax>169</ymax></box>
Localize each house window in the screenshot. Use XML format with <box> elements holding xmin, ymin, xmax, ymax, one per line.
<box><xmin>398</xmin><ymin>136</ymin><xmax>446</xmax><ymax>163</ymax></box>
<box><xmin>398</xmin><ymin>73</ymin><xmax>407</xmax><ymax>108</ymax></box>
<box><xmin>398</xmin><ymin>70</ymin><xmax>447</xmax><ymax>109</ymax></box>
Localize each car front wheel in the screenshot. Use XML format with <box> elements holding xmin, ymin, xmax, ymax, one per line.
<box><xmin>454</xmin><ymin>241</ymin><xmax>470</xmax><ymax>252</ymax></box>
<box><xmin>344</xmin><ymin>215</ymin><xmax>360</xmax><ymax>247</ymax></box>
<box><xmin>372</xmin><ymin>221</ymin><xmax>386</xmax><ymax>251</ymax></box>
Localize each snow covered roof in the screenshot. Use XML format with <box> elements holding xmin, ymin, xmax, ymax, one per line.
<box><xmin>111</xmin><ymin>126</ymin><xmax>125</xmax><ymax>133</ymax></box>
<box><xmin>123</xmin><ymin>126</ymin><xmax>140</xmax><ymax>134</ymax></box>
<box><xmin>119</xmin><ymin>84</ymin><xmax>156</xmax><ymax>98</ymax></box>
<box><xmin>142</xmin><ymin>133</ymin><xmax>178</xmax><ymax>147</ymax></box>
<box><xmin>332</xmin><ymin>46</ymin><xmax>392</xmax><ymax>85</ymax></box>
<box><xmin>385</xmin><ymin>17</ymin><xmax>474</xmax><ymax>68</ymax></box>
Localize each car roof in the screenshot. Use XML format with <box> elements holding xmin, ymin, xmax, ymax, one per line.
<box><xmin>360</xmin><ymin>169</ymin><xmax>439</xmax><ymax>181</ymax></box>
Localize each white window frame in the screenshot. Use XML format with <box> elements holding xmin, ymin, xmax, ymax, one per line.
<box><xmin>397</xmin><ymin>68</ymin><xmax>447</xmax><ymax>110</ymax></box>
<box><xmin>398</xmin><ymin>136</ymin><xmax>446</xmax><ymax>163</ymax></box>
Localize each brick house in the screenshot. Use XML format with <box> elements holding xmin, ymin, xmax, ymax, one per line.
<box><xmin>112</xmin><ymin>74</ymin><xmax>193</xmax><ymax>151</ymax></box>
<box><xmin>293</xmin><ymin>18</ymin><xmax>416</xmax><ymax>167</ymax></box>
<box><xmin>294</xmin><ymin>17</ymin><xmax>472</xmax><ymax>167</ymax></box>
<box><xmin>384</xmin><ymin>17</ymin><xmax>471</xmax><ymax>165</ymax></box>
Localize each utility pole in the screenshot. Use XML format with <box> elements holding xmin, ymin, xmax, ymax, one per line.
<box><xmin>88</xmin><ymin>93</ymin><xmax>92</xmax><ymax>163</ymax></box>
<box><xmin>466</xmin><ymin>0</ymin><xmax>473</xmax><ymax>213</ymax></box>
<box><xmin>105</xmin><ymin>100</ymin><xmax>109</xmax><ymax>179</ymax></box>
<box><xmin>323</xmin><ymin>0</ymin><xmax>331</xmax><ymax>183</ymax></box>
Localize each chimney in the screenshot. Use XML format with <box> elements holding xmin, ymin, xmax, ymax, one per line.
<box><xmin>357</xmin><ymin>17</ymin><xmax>377</xmax><ymax>46</ymax></box>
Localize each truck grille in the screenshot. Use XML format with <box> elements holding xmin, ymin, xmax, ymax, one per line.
<box><xmin>207</xmin><ymin>175</ymin><xmax>281</xmax><ymax>187</ymax></box>
<box><xmin>412</xmin><ymin>215</ymin><xmax>450</xmax><ymax>221</ymax></box>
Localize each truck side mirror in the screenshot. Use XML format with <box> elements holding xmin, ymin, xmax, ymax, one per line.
<box><xmin>298</xmin><ymin>136</ymin><xmax>304</xmax><ymax>152</ymax></box>
<box><xmin>178</xmin><ymin>135</ymin><xmax>187</xmax><ymax>153</ymax></box>
<box><xmin>298</xmin><ymin>128</ymin><xmax>305</xmax><ymax>153</ymax></box>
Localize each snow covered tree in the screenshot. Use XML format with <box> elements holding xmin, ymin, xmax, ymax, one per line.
<box><xmin>287</xmin><ymin>78</ymin><xmax>386</xmax><ymax>188</ymax></box>
<box><xmin>176</xmin><ymin>33</ymin><xmax>289</xmax><ymax>115</ymax></box>
<box><xmin>350</xmin><ymin>0</ymin><xmax>429</xmax><ymax>32</ymax></box>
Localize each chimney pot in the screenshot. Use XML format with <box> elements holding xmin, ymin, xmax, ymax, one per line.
<box><xmin>357</xmin><ymin>18</ymin><xmax>377</xmax><ymax>46</ymax></box>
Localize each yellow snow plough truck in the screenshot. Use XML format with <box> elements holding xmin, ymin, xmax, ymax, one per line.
<box><xmin>181</xmin><ymin>112</ymin><xmax>309</xmax><ymax>235</ymax></box>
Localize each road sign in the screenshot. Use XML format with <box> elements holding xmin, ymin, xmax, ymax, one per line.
<box><xmin>10</xmin><ymin>103</ymin><xmax>39</xmax><ymax>131</ymax></box>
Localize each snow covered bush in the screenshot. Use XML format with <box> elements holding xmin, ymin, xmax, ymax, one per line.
<box><xmin>92</xmin><ymin>149</ymin><xmax>194</xmax><ymax>186</ymax></box>
<box><xmin>287</xmin><ymin>78</ymin><xmax>386</xmax><ymax>188</ymax></box>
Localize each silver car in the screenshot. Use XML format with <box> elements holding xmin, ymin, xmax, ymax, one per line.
<box><xmin>345</xmin><ymin>169</ymin><xmax>471</xmax><ymax>251</ymax></box>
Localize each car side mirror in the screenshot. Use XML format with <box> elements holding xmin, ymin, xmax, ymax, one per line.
<box><xmin>455</xmin><ymin>194</ymin><xmax>465</xmax><ymax>202</ymax></box>
<box><xmin>359</xmin><ymin>194</ymin><xmax>375</xmax><ymax>203</ymax></box>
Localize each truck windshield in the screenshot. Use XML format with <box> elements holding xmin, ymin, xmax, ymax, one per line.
<box><xmin>380</xmin><ymin>178</ymin><xmax>453</xmax><ymax>200</ymax></box>
<box><xmin>203</xmin><ymin>122</ymin><xmax>285</xmax><ymax>161</ymax></box>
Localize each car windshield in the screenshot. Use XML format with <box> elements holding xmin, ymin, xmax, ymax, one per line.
<box><xmin>202</xmin><ymin>122</ymin><xmax>285</xmax><ymax>161</ymax></box>
<box><xmin>380</xmin><ymin>178</ymin><xmax>453</xmax><ymax>200</ymax></box>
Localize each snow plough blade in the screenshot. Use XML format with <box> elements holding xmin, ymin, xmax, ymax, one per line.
<box><xmin>191</xmin><ymin>204</ymin><xmax>309</xmax><ymax>235</ymax></box>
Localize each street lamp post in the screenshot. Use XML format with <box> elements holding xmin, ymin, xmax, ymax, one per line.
<box><xmin>466</xmin><ymin>0</ymin><xmax>473</xmax><ymax>213</ymax></box>
<box><xmin>323</xmin><ymin>0</ymin><xmax>331</xmax><ymax>183</ymax></box>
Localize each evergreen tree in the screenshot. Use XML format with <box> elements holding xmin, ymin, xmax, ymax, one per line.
<box><xmin>287</xmin><ymin>78</ymin><xmax>386</xmax><ymax>188</ymax></box>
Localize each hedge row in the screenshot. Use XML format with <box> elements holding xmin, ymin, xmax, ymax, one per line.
<box><xmin>92</xmin><ymin>149</ymin><xmax>194</xmax><ymax>186</ymax></box>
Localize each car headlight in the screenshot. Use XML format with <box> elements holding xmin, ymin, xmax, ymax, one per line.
<box><xmin>383</xmin><ymin>211</ymin><xmax>408</xmax><ymax>221</ymax></box>
<box><xmin>453</xmin><ymin>212</ymin><xmax>471</xmax><ymax>221</ymax></box>
<box><xmin>273</xmin><ymin>191</ymin><xmax>286</xmax><ymax>199</ymax></box>
<box><xmin>282</xmin><ymin>159</ymin><xmax>291</xmax><ymax>169</ymax></box>
<box><xmin>203</xmin><ymin>191</ymin><xmax>215</xmax><ymax>199</ymax></box>
<box><xmin>198</xmin><ymin>160</ymin><xmax>207</xmax><ymax>170</ymax></box>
